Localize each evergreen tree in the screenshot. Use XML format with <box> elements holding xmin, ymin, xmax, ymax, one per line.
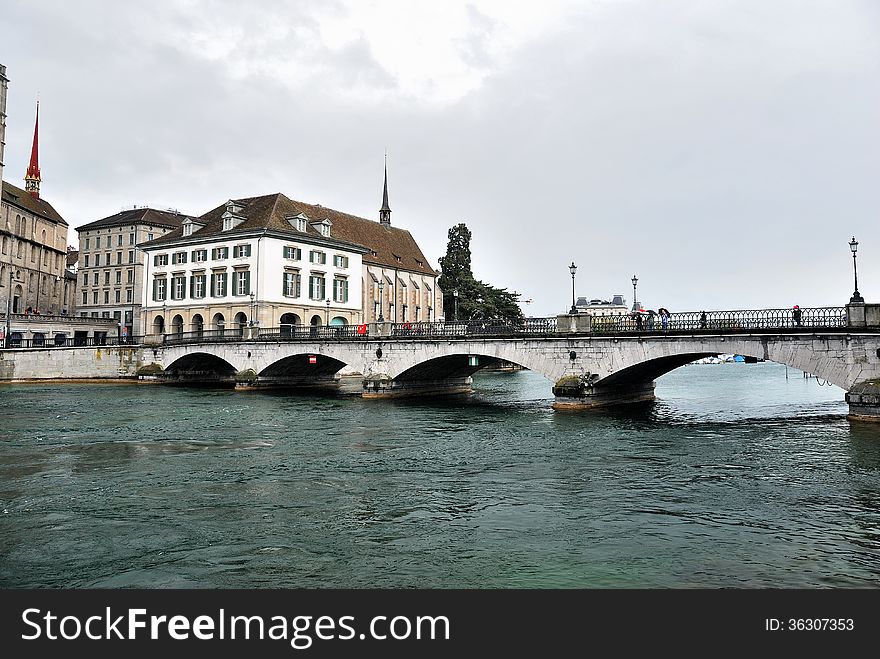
<box><xmin>438</xmin><ymin>223</ymin><xmax>524</xmax><ymax>323</ymax></box>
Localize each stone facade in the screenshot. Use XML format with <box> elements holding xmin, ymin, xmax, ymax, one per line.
<box><xmin>76</xmin><ymin>208</ymin><xmax>183</xmax><ymax>337</ymax></box>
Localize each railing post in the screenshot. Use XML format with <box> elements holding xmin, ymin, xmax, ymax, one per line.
<box><xmin>846</xmin><ymin>302</ymin><xmax>866</xmax><ymax>328</ymax></box>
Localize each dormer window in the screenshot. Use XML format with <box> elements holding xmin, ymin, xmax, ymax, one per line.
<box><xmin>285</xmin><ymin>213</ymin><xmax>309</xmax><ymax>232</ymax></box>
<box><xmin>310</xmin><ymin>219</ymin><xmax>332</xmax><ymax>237</ymax></box>
<box><xmin>182</xmin><ymin>218</ymin><xmax>205</xmax><ymax>237</ymax></box>
<box><xmin>222</xmin><ymin>200</ymin><xmax>246</xmax><ymax>231</ymax></box>
<box><xmin>393</xmin><ymin>254</ymin><xmax>402</xmax><ymax>263</ymax></box>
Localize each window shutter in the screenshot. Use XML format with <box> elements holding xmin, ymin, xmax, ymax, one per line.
<box><xmin>244</xmin><ymin>271</ymin><xmax>251</xmax><ymax>295</ymax></box>
<box><xmin>152</xmin><ymin>279</ymin><xmax>158</xmax><ymax>301</ymax></box>
<box><xmin>190</xmin><ymin>276</ymin><xmax>195</xmax><ymax>298</ymax></box>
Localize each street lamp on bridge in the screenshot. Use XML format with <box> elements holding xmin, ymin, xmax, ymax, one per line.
<box><xmin>378</xmin><ymin>280</ymin><xmax>384</xmax><ymax>322</ymax></box>
<box><xmin>849</xmin><ymin>237</ymin><xmax>864</xmax><ymax>304</ymax></box>
<box><xmin>569</xmin><ymin>262</ymin><xmax>578</xmax><ymax>314</ymax></box>
<box><xmin>631</xmin><ymin>275</ymin><xmax>639</xmax><ymax>311</ymax></box>
<box><xmin>453</xmin><ymin>289</ymin><xmax>459</xmax><ymax>322</ymax></box>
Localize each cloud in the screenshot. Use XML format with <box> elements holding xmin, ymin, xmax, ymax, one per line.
<box><xmin>1</xmin><ymin>0</ymin><xmax>878</xmax><ymax>315</ymax></box>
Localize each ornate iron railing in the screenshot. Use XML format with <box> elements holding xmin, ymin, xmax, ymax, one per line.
<box><xmin>591</xmin><ymin>307</ymin><xmax>848</xmax><ymax>334</ymax></box>
<box><xmin>1</xmin><ymin>307</ymin><xmax>859</xmax><ymax>349</ymax></box>
<box><xmin>2</xmin><ymin>335</ymin><xmax>144</xmax><ymax>349</ymax></box>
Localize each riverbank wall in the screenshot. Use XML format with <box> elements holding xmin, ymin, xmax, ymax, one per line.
<box><xmin>0</xmin><ymin>346</ymin><xmax>142</xmax><ymax>380</ymax></box>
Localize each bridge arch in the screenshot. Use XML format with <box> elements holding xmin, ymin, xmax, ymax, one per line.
<box><xmin>163</xmin><ymin>352</ymin><xmax>237</xmax><ymax>385</ymax></box>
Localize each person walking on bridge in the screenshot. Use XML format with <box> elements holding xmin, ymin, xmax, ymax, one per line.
<box><xmin>793</xmin><ymin>305</ymin><xmax>802</xmax><ymax>326</ymax></box>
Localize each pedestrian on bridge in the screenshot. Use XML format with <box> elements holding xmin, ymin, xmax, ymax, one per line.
<box><xmin>793</xmin><ymin>305</ymin><xmax>802</xmax><ymax>326</ymax></box>
<box><xmin>658</xmin><ymin>308</ymin><xmax>670</xmax><ymax>330</ymax></box>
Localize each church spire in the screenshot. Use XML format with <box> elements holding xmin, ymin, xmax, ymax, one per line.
<box><xmin>379</xmin><ymin>154</ymin><xmax>391</xmax><ymax>226</ymax></box>
<box><xmin>24</xmin><ymin>100</ymin><xmax>41</xmax><ymax>199</ymax></box>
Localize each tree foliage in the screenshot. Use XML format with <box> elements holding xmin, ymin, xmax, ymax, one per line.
<box><xmin>438</xmin><ymin>223</ymin><xmax>524</xmax><ymax>323</ymax></box>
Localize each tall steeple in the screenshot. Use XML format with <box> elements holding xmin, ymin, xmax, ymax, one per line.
<box><xmin>379</xmin><ymin>154</ymin><xmax>391</xmax><ymax>226</ymax></box>
<box><xmin>24</xmin><ymin>100</ymin><xmax>40</xmax><ymax>199</ymax></box>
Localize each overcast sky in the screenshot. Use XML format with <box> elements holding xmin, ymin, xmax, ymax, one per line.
<box><xmin>2</xmin><ymin>0</ymin><xmax>878</xmax><ymax>316</ymax></box>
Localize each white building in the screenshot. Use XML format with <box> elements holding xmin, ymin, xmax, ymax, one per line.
<box><xmin>140</xmin><ymin>194</ymin><xmax>368</xmax><ymax>336</ymax></box>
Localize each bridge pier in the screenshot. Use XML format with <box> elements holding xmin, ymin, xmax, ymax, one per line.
<box><xmin>233</xmin><ymin>368</ymin><xmax>341</xmax><ymax>391</ymax></box>
<box><xmin>552</xmin><ymin>378</ymin><xmax>656</xmax><ymax>410</ymax></box>
<box><xmin>361</xmin><ymin>375</ymin><xmax>473</xmax><ymax>399</ymax></box>
<box><xmin>845</xmin><ymin>380</ymin><xmax>880</xmax><ymax>422</ymax></box>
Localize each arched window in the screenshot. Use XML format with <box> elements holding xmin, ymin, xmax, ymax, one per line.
<box><xmin>213</xmin><ymin>313</ymin><xmax>225</xmax><ymax>336</ymax></box>
<box><xmin>280</xmin><ymin>312</ymin><xmax>301</xmax><ymax>337</ymax></box>
<box><xmin>153</xmin><ymin>315</ymin><xmax>165</xmax><ymax>335</ymax></box>
<box><xmin>192</xmin><ymin>314</ymin><xmax>204</xmax><ymax>337</ymax></box>
<box><xmin>171</xmin><ymin>314</ymin><xmax>184</xmax><ymax>336</ymax></box>
<box><xmin>233</xmin><ymin>312</ymin><xmax>247</xmax><ymax>336</ymax></box>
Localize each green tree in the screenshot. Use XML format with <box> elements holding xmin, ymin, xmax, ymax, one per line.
<box><xmin>438</xmin><ymin>223</ymin><xmax>524</xmax><ymax>323</ymax></box>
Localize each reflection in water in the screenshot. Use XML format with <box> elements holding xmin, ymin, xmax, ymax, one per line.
<box><xmin>0</xmin><ymin>362</ymin><xmax>878</xmax><ymax>588</ymax></box>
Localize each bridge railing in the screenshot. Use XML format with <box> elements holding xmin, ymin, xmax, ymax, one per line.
<box><xmin>256</xmin><ymin>325</ymin><xmax>368</xmax><ymax>341</ymax></box>
<box><xmin>1</xmin><ymin>335</ymin><xmax>145</xmax><ymax>349</ymax></box>
<box><xmin>389</xmin><ymin>317</ymin><xmax>558</xmax><ymax>338</ymax></box>
<box><xmin>591</xmin><ymin>307</ymin><xmax>848</xmax><ymax>333</ymax></box>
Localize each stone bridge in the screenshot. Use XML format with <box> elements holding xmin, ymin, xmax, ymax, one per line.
<box><xmin>147</xmin><ymin>307</ymin><xmax>880</xmax><ymax>421</ymax></box>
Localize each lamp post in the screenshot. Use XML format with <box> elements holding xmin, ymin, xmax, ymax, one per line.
<box><xmin>325</xmin><ymin>298</ymin><xmax>330</xmax><ymax>325</ymax></box>
<box><xmin>4</xmin><ymin>268</ymin><xmax>18</xmax><ymax>348</ymax></box>
<box><xmin>453</xmin><ymin>289</ymin><xmax>459</xmax><ymax>322</ymax></box>
<box><xmin>631</xmin><ymin>275</ymin><xmax>639</xmax><ymax>311</ymax></box>
<box><xmin>569</xmin><ymin>262</ymin><xmax>578</xmax><ymax>314</ymax></box>
<box><xmin>849</xmin><ymin>237</ymin><xmax>864</xmax><ymax>303</ymax></box>
<box><xmin>249</xmin><ymin>291</ymin><xmax>256</xmax><ymax>326</ymax></box>
<box><xmin>378</xmin><ymin>280</ymin><xmax>384</xmax><ymax>322</ymax></box>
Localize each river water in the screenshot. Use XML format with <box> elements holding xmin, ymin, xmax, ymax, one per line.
<box><xmin>1</xmin><ymin>362</ymin><xmax>879</xmax><ymax>588</ymax></box>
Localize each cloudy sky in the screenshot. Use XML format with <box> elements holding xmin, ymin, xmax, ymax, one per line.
<box><xmin>2</xmin><ymin>0</ymin><xmax>878</xmax><ymax>316</ymax></box>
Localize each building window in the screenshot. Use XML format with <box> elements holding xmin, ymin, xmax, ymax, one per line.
<box><xmin>82</xmin><ymin>272</ymin><xmax>88</xmax><ymax>285</ymax></box>
<box><xmin>96</xmin><ymin>236</ymin><xmax>101</xmax><ymax>249</ymax></box>
<box><xmin>116</xmin><ymin>271</ymin><xmax>122</xmax><ymax>284</ymax></box>
<box><xmin>82</xmin><ymin>291</ymin><xmax>87</xmax><ymax>305</ymax></box>
<box><xmin>211</xmin><ymin>272</ymin><xmax>228</xmax><ymax>297</ymax></box>
<box><xmin>192</xmin><ymin>249</ymin><xmax>208</xmax><ymax>263</ymax></box>
<box><xmin>117</xmin><ymin>235</ymin><xmax>123</xmax><ymax>247</ymax></box>
<box><xmin>333</xmin><ymin>255</ymin><xmax>349</xmax><ymax>268</ymax></box>
<box><xmin>85</xmin><ymin>238</ymin><xmax>90</xmax><ymax>249</ymax></box>
<box><xmin>234</xmin><ymin>270</ymin><xmax>250</xmax><ymax>296</ymax></box>
<box><xmin>309</xmin><ymin>275</ymin><xmax>325</xmax><ymax>300</ymax></box>
<box><xmin>104</xmin><ymin>271</ymin><xmax>111</xmax><ymax>286</ymax></box>
<box><xmin>104</xmin><ymin>290</ymin><xmax>110</xmax><ymax>304</ymax></box>
<box><xmin>172</xmin><ymin>251</ymin><xmax>187</xmax><ymax>265</ymax></box>
<box><xmin>153</xmin><ymin>278</ymin><xmax>167</xmax><ymax>302</ymax></box>
<box><xmin>84</xmin><ymin>254</ymin><xmax>90</xmax><ymax>267</ymax></box>
<box><xmin>128</xmin><ymin>250</ymin><xmax>135</xmax><ymax>264</ymax></box>
<box><xmin>233</xmin><ymin>244</ymin><xmax>251</xmax><ymax>258</ymax></box>
<box><xmin>147</xmin><ymin>233</ymin><xmax>154</xmax><ymax>241</ymax></box>
<box><xmin>212</xmin><ymin>247</ymin><xmax>229</xmax><ymax>260</ymax></box>
<box><xmin>93</xmin><ymin>272</ymin><xmax>99</xmax><ymax>285</ymax></box>
<box><xmin>126</xmin><ymin>289</ymin><xmax>133</xmax><ymax>303</ymax></box>
<box><xmin>333</xmin><ymin>278</ymin><xmax>349</xmax><ymax>303</ymax></box>
<box><xmin>129</xmin><ymin>233</ymin><xmax>135</xmax><ymax>245</ymax></box>
<box><xmin>191</xmin><ymin>274</ymin><xmax>206</xmax><ymax>299</ymax></box>
<box><xmin>283</xmin><ymin>272</ymin><xmax>301</xmax><ymax>297</ymax></box>
<box><xmin>283</xmin><ymin>246</ymin><xmax>301</xmax><ymax>260</ymax></box>
<box><xmin>223</xmin><ymin>217</ymin><xmax>233</xmax><ymax>231</ymax></box>
<box><xmin>127</xmin><ymin>270</ymin><xmax>134</xmax><ymax>284</ymax></box>
<box><xmin>115</xmin><ymin>290</ymin><xmax>121</xmax><ymax>303</ymax></box>
<box><xmin>94</xmin><ymin>253</ymin><xmax>101</xmax><ymax>267</ymax></box>
<box><xmin>171</xmin><ymin>275</ymin><xmax>186</xmax><ymax>300</ymax></box>
<box><xmin>296</xmin><ymin>218</ymin><xmax>307</xmax><ymax>232</ymax></box>
<box><xmin>93</xmin><ymin>291</ymin><xmax>99</xmax><ymax>304</ymax></box>
<box><xmin>183</xmin><ymin>224</ymin><xmax>193</xmax><ymax>237</ymax></box>
<box><xmin>309</xmin><ymin>250</ymin><xmax>326</xmax><ymax>265</ymax></box>
<box><xmin>154</xmin><ymin>254</ymin><xmax>168</xmax><ymax>266</ymax></box>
